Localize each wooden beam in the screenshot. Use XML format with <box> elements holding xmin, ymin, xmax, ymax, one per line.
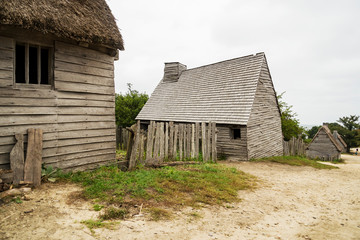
<box><xmin>10</xmin><ymin>134</ymin><xmax>24</xmax><ymax>185</ymax></box>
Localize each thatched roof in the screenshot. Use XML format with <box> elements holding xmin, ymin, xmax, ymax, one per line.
<box><xmin>137</xmin><ymin>53</ymin><xmax>270</xmax><ymax>125</ymax></box>
<box><xmin>0</xmin><ymin>0</ymin><xmax>124</xmax><ymax>50</ymax></box>
<box><xmin>307</xmin><ymin>125</ymin><xmax>343</xmax><ymax>152</ymax></box>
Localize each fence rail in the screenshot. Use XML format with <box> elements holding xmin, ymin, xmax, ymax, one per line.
<box><xmin>129</xmin><ymin>121</ymin><xmax>217</xmax><ymax>170</ymax></box>
<box><xmin>283</xmin><ymin>136</ymin><xmax>307</xmax><ymax>156</ymax></box>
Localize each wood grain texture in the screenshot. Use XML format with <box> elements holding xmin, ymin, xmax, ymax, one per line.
<box><xmin>10</xmin><ymin>134</ymin><xmax>24</xmax><ymax>184</ymax></box>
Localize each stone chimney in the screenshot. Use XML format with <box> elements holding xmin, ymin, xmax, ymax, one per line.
<box><xmin>323</xmin><ymin>122</ymin><xmax>329</xmax><ymax>127</ymax></box>
<box><xmin>333</xmin><ymin>130</ymin><xmax>339</xmax><ymax>140</ymax></box>
<box><xmin>162</xmin><ymin>62</ymin><xmax>187</xmax><ymax>83</ymax></box>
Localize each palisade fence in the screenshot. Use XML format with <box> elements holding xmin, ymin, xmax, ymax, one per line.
<box><xmin>128</xmin><ymin>120</ymin><xmax>218</xmax><ymax>170</ymax></box>
<box><xmin>116</xmin><ymin>126</ymin><xmax>129</xmax><ymax>151</ymax></box>
<box><xmin>283</xmin><ymin>136</ymin><xmax>307</xmax><ymax>156</ymax></box>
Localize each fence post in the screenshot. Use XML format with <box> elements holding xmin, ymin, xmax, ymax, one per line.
<box><xmin>207</xmin><ymin>122</ymin><xmax>211</xmax><ymax>162</ymax></box>
<box><xmin>129</xmin><ymin>120</ymin><xmax>140</xmax><ymax>170</ymax></box>
<box><xmin>179</xmin><ymin>124</ymin><xmax>183</xmax><ymax>161</ymax></box>
<box><xmin>159</xmin><ymin>122</ymin><xmax>165</xmax><ymax>162</ymax></box>
<box><xmin>195</xmin><ymin>122</ymin><xmax>199</xmax><ymax>159</ymax></box>
<box><xmin>173</xmin><ymin>124</ymin><xmax>178</xmax><ymax>159</ymax></box>
<box><xmin>201</xmin><ymin>122</ymin><xmax>207</xmax><ymax>162</ymax></box>
<box><xmin>165</xmin><ymin>122</ymin><xmax>169</xmax><ymax>160</ymax></box>
<box><xmin>211</xmin><ymin>122</ymin><xmax>217</xmax><ymax>162</ymax></box>
<box><xmin>191</xmin><ymin>124</ymin><xmax>195</xmax><ymax>159</ymax></box>
<box><xmin>169</xmin><ymin>122</ymin><xmax>174</xmax><ymax>159</ymax></box>
<box><xmin>146</xmin><ymin>121</ymin><xmax>153</xmax><ymax>162</ymax></box>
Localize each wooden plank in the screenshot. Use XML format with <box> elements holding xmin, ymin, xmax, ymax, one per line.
<box><xmin>138</xmin><ymin>133</ymin><xmax>144</xmax><ymax>164</ymax></box>
<box><xmin>207</xmin><ymin>122</ymin><xmax>212</xmax><ymax>162</ymax></box>
<box><xmin>183</xmin><ymin>125</ymin><xmax>187</xmax><ymax>160</ymax></box>
<box><xmin>0</xmin><ymin>36</ymin><xmax>14</xmax><ymax>50</ymax></box>
<box><xmin>168</xmin><ymin>122</ymin><xmax>174</xmax><ymax>159</ymax></box>
<box><xmin>55</xmin><ymin>70</ymin><xmax>114</xmax><ymax>87</ymax></box>
<box><xmin>55</xmin><ymin>61</ymin><xmax>114</xmax><ymax>78</ymax></box>
<box><xmin>55</xmin><ymin>52</ymin><xmax>114</xmax><ymax>70</ymax></box>
<box><xmin>10</xmin><ymin>134</ymin><xmax>24</xmax><ymax>184</ymax></box>
<box><xmin>212</xmin><ymin>122</ymin><xmax>217</xmax><ymax>162</ymax></box>
<box><xmin>165</xmin><ymin>122</ymin><xmax>169</xmax><ymax>160</ymax></box>
<box><xmin>201</xmin><ymin>122</ymin><xmax>206</xmax><ymax>162</ymax></box>
<box><xmin>33</xmin><ymin>129</ymin><xmax>43</xmax><ymax>187</ymax></box>
<box><xmin>55</xmin><ymin>41</ymin><xmax>113</xmax><ymax>64</ymax></box>
<box><xmin>55</xmin><ymin>80</ymin><xmax>114</xmax><ymax>95</ymax></box>
<box><xmin>187</xmin><ymin>124</ymin><xmax>191</xmax><ymax>159</ymax></box>
<box><xmin>129</xmin><ymin>120</ymin><xmax>140</xmax><ymax>170</ymax></box>
<box><xmin>24</xmin><ymin>129</ymin><xmax>35</xmax><ymax>183</ymax></box>
<box><xmin>179</xmin><ymin>124</ymin><xmax>183</xmax><ymax>161</ymax></box>
<box><xmin>195</xmin><ymin>122</ymin><xmax>199</xmax><ymax>159</ymax></box>
<box><xmin>159</xmin><ymin>122</ymin><xmax>165</xmax><ymax>162</ymax></box>
<box><xmin>173</xmin><ymin>124</ymin><xmax>178</xmax><ymax>160</ymax></box>
<box><xmin>152</xmin><ymin>122</ymin><xmax>160</xmax><ymax>163</ymax></box>
<box><xmin>146</xmin><ymin>121</ymin><xmax>153</xmax><ymax>162</ymax></box>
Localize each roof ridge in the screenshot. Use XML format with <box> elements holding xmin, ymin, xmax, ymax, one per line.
<box><xmin>184</xmin><ymin>52</ymin><xmax>265</xmax><ymax>72</ymax></box>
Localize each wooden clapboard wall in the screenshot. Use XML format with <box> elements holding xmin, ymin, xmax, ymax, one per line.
<box><xmin>0</xmin><ymin>37</ymin><xmax>116</xmax><ymax>171</ymax></box>
<box><xmin>246</xmin><ymin>57</ymin><xmax>283</xmax><ymax>159</ymax></box>
<box><xmin>216</xmin><ymin>124</ymin><xmax>248</xmax><ymax>160</ymax></box>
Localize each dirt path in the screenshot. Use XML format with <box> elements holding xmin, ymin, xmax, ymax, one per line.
<box><xmin>1</xmin><ymin>155</ymin><xmax>360</xmax><ymax>240</ymax></box>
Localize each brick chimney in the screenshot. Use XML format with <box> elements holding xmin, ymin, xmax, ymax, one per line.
<box><xmin>162</xmin><ymin>62</ymin><xmax>187</xmax><ymax>83</ymax></box>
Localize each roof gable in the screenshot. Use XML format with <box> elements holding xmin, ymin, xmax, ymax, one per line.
<box><xmin>307</xmin><ymin>125</ymin><xmax>343</xmax><ymax>152</ymax></box>
<box><xmin>137</xmin><ymin>53</ymin><xmax>266</xmax><ymax>125</ymax></box>
<box><xmin>0</xmin><ymin>0</ymin><xmax>124</xmax><ymax>50</ymax></box>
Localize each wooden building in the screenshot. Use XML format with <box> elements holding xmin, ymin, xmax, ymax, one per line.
<box><xmin>306</xmin><ymin>124</ymin><xmax>342</xmax><ymax>160</ymax></box>
<box><xmin>0</xmin><ymin>0</ymin><xmax>124</xmax><ymax>170</ymax></box>
<box><xmin>136</xmin><ymin>53</ymin><xmax>283</xmax><ymax>160</ymax></box>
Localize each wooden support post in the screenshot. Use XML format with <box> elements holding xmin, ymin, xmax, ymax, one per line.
<box><xmin>169</xmin><ymin>122</ymin><xmax>174</xmax><ymax>159</ymax></box>
<box><xmin>179</xmin><ymin>124</ymin><xmax>183</xmax><ymax>161</ymax></box>
<box><xmin>173</xmin><ymin>124</ymin><xmax>178</xmax><ymax>159</ymax></box>
<box><xmin>159</xmin><ymin>122</ymin><xmax>165</xmax><ymax>162</ymax></box>
<box><xmin>138</xmin><ymin>133</ymin><xmax>144</xmax><ymax>164</ymax></box>
<box><xmin>129</xmin><ymin>121</ymin><xmax>140</xmax><ymax>170</ymax></box>
<box><xmin>195</xmin><ymin>122</ymin><xmax>199</xmax><ymax>159</ymax></box>
<box><xmin>153</xmin><ymin>122</ymin><xmax>160</xmax><ymax>163</ymax></box>
<box><xmin>201</xmin><ymin>122</ymin><xmax>207</xmax><ymax>162</ymax></box>
<box><xmin>211</xmin><ymin>122</ymin><xmax>217</xmax><ymax>162</ymax></box>
<box><xmin>183</xmin><ymin>125</ymin><xmax>187</xmax><ymax>160</ymax></box>
<box><xmin>165</xmin><ymin>122</ymin><xmax>169</xmax><ymax>160</ymax></box>
<box><xmin>191</xmin><ymin>124</ymin><xmax>195</xmax><ymax>159</ymax></box>
<box><xmin>10</xmin><ymin>134</ymin><xmax>24</xmax><ymax>185</ymax></box>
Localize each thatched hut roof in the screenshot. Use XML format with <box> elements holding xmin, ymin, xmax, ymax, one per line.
<box><xmin>0</xmin><ymin>0</ymin><xmax>124</xmax><ymax>50</ymax></box>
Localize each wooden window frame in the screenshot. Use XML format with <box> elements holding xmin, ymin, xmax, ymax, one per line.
<box><xmin>231</xmin><ymin>128</ymin><xmax>241</xmax><ymax>140</ymax></box>
<box><xmin>14</xmin><ymin>42</ymin><xmax>54</xmax><ymax>89</ymax></box>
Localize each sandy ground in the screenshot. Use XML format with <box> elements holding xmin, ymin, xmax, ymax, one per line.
<box><xmin>1</xmin><ymin>154</ymin><xmax>360</xmax><ymax>240</ymax></box>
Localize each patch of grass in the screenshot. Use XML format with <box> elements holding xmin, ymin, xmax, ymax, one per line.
<box><xmin>330</xmin><ymin>159</ymin><xmax>345</xmax><ymax>164</ymax></box>
<box><xmin>187</xmin><ymin>211</ymin><xmax>203</xmax><ymax>219</ymax></box>
<box><xmin>81</xmin><ymin>219</ymin><xmax>118</xmax><ymax>233</ymax></box>
<box><xmin>250</xmin><ymin>156</ymin><xmax>338</xmax><ymax>169</ymax></box>
<box><xmin>61</xmin><ymin>164</ymin><xmax>256</xmax><ymax>210</ymax></box>
<box><xmin>12</xmin><ymin>197</ymin><xmax>22</xmax><ymax>204</ymax></box>
<box><xmin>99</xmin><ymin>207</ymin><xmax>127</xmax><ymax>220</ymax></box>
<box><xmin>93</xmin><ymin>204</ymin><xmax>104</xmax><ymax>211</ymax></box>
<box><xmin>147</xmin><ymin>207</ymin><xmax>172</xmax><ymax>221</ymax></box>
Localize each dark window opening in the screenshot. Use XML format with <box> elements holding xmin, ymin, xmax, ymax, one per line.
<box><xmin>29</xmin><ymin>46</ymin><xmax>38</xmax><ymax>84</ymax></box>
<box><xmin>15</xmin><ymin>44</ymin><xmax>25</xmax><ymax>83</ymax></box>
<box><xmin>15</xmin><ymin>43</ymin><xmax>51</xmax><ymax>85</ymax></box>
<box><xmin>40</xmin><ymin>49</ymin><xmax>49</xmax><ymax>84</ymax></box>
<box><xmin>233</xmin><ymin>129</ymin><xmax>241</xmax><ymax>139</ymax></box>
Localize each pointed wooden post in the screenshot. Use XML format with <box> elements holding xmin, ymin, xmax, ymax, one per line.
<box><xmin>207</xmin><ymin>122</ymin><xmax>212</xmax><ymax>162</ymax></box>
<box><xmin>146</xmin><ymin>121</ymin><xmax>153</xmax><ymax>162</ymax></box>
<box><xmin>129</xmin><ymin>121</ymin><xmax>141</xmax><ymax>170</ymax></box>
<box><xmin>179</xmin><ymin>124</ymin><xmax>183</xmax><ymax>161</ymax></box>
<box><xmin>10</xmin><ymin>134</ymin><xmax>24</xmax><ymax>185</ymax></box>
<box><xmin>187</xmin><ymin>124</ymin><xmax>191</xmax><ymax>159</ymax></box>
<box><xmin>159</xmin><ymin>122</ymin><xmax>165</xmax><ymax>162</ymax></box>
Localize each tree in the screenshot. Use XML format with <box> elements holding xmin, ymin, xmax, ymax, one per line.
<box><xmin>307</xmin><ymin>125</ymin><xmax>321</xmax><ymax>139</ymax></box>
<box><xmin>115</xmin><ymin>83</ymin><xmax>149</xmax><ymax>127</ymax></box>
<box><xmin>277</xmin><ymin>92</ymin><xmax>305</xmax><ymax>141</ymax></box>
<box><xmin>329</xmin><ymin>115</ymin><xmax>360</xmax><ymax>152</ymax></box>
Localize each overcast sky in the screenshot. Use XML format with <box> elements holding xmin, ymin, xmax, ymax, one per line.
<box><xmin>106</xmin><ymin>0</ymin><xmax>359</xmax><ymax>127</ymax></box>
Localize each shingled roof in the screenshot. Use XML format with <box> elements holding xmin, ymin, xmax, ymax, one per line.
<box><xmin>0</xmin><ymin>0</ymin><xmax>124</xmax><ymax>50</ymax></box>
<box><xmin>137</xmin><ymin>53</ymin><xmax>267</xmax><ymax>125</ymax></box>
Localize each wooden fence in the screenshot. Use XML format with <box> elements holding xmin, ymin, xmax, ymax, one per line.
<box><xmin>283</xmin><ymin>136</ymin><xmax>307</xmax><ymax>156</ymax></box>
<box><xmin>129</xmin><ymin>121</ymin><xmax>217</xmax><ymax>170</ymax></box>
<box><xmin>116</xmin><ymin>126</ymin><xmax>130</xmax><ymax>150</ymax></box>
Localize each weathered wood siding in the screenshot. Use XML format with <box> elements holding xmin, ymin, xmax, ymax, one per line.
<box><xmin>216</xmin><ymin>124</ymin><xmax>247</xmax><ymax>160</ymax></box>
<box><xmin>246</xmin><ymin>59</ymin><xmax>283</xmax><ymax>159</ymax></box>
<box><xmin>0</xmin><ymin>38</ymin><xmax>116</xmax><ymax>170</ymax></box>
<box><xmin>307</xmin><ymin>129</ymin><xmax>341</xmax><ymax>160</ymax></box>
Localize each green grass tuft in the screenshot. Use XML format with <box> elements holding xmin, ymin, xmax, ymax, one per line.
<box><xmin>250</xmin><ymin>156</ymin><xmax>338</xmax><ymax>169</ymax></box>
<box><xmin>147</xmin><ymin>207</ymin><xmax>172</xmax><ymax>221</ymax></box>
<box><xmin>99</xmin><ymin>207</ymin><xmax>127</xmax><ymax>220</ymax></box>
